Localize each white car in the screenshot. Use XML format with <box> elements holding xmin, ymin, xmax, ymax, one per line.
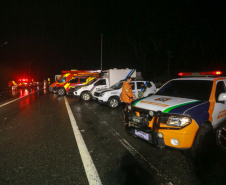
<box><xmin>93</xmin><ymin>80</ymin><xmax>156</xmax><ymax>108</ymax></box>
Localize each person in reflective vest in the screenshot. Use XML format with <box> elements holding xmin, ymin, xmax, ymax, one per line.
<box><xmin>120</xmin><ymin>77</ymin><xmax>136</xmax><ymax>105</ymax></box>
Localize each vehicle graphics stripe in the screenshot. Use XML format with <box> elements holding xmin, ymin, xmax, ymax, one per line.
<box><xmin>163</xmin><ymin>100</ymin><xmax>201</xmax><ymax>113</ymax></box>
<box><xmin>124</xmin><ymin>69</ymin><xmax>135</xmax><ymax>80</ymax></box>
<box><xmin>132</xmin><ymin>97</ymin><xmax>148</xmax><ymax>106</ymax></box>
<box><xmin>64</xmin><ymin>83</ymin><xmax>70</xmax><ymax>89</ymax></box>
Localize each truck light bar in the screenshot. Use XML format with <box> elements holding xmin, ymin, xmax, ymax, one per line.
<box><xmin>178</xmin><ymin>71</ymin><xmax>222</xmax><ymax>76</ymax></box>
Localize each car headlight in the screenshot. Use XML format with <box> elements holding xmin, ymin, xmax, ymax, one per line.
<box><xmin>99</xmin><ymin>92</ymin><xmax>105</xmax><ymax>97</ymax></box>
<box><xmin>167</xmin><ymin>116</ymin><xmax>191</xmax><ymax>127</ymax></box>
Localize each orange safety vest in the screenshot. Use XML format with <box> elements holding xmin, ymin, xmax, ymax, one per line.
<box><xmin>120</xmin><ymin>81</ymin><xmax>133</xmax><ymax>103</ymax></box>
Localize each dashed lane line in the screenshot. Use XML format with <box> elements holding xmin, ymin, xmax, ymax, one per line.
<box><xmin>64</xmin><ymin>97</ymin><xmax>102</xmax><ymax>185</ymax></box>
<box><xmin>0</xmin><ymin>89</ymin><xmax>42</xmax><ymax>108</ymax></box>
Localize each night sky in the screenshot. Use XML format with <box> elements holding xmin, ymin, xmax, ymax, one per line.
<box><xmin>0</xmin><ymin>0</ymin><xmax>225</xmax><ymax>84</ymax></box>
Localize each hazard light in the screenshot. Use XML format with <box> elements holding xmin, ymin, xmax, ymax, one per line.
<box><xmin>178</xmin><ymin>71</ymin><xmax>222</xmax><ymax>76</ymax></box>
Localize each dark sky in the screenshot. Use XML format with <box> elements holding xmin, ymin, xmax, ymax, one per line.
<box><xmin>0</xmin><ymin>0</ymin><xmax>225</xmax><ymax>83</ymax></box>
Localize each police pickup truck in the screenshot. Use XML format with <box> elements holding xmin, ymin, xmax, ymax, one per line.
<box><xmin>93</xmin><ymin>80</ymin><xmax>156</xmax><ymax>108</ymax></box>
<box><xmin>123</xmin><ymin>71</ymin><xmax>226</xmax><ymax>157</ymax></box>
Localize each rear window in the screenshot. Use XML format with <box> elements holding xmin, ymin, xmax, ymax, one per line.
<box><xmin>155</xmin><ymin>80</ymin><xmax>213</xmax><ymax>101</ymax></box>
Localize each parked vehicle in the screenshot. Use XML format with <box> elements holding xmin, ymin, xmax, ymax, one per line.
<box><xmin>49</xmin><ymin>70</ymin><xmax>100</xmax><ymax>95</ymax></box>
<box><xmin>72</xmin><ymin>69</ymin><xmax>137</xmax><ymax>101</ymax></box>
<box><xmin>123</xmin><ymin>71</ymin><xmax>226</xmax><ymax>158</ymax></box>
<box><xmin>93</xmin><ymin>80</ymin><xmax>156</xmax><ymax>108</ymax></box>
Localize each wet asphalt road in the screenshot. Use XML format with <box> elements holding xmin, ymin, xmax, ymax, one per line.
<box><xmin>0</xmin><ymin>88</ymin><xmax>225</xmax><ymax>185</ymax></box>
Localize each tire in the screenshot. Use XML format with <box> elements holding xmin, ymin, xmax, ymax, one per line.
<box><xmin>57</xmin><ymin>88</ymin><xmax>66</xmax><ymax>96</ymax></box>
<box><xmin>108</xmin><ymin>97</ymin><xmax>120</xmax><ymax>108</ymax></box>
<box><xmin>183</xmin><ymin>123</ymin><xmax>214</xmax><ymax>159</ymax></box>
<box><xmin>81</xmin><ymin>92</ymin><xmax>92</xmax><ymax>101</ymax></box>
<box><xmin>216</xmin><ymin>122</ymin><xmax>226</xmax><ymax>153</ymax></box>
<box><xmin>52</xmin><ymin>88</ymin><xmax>57</xmax><ymax>94</ymax></box>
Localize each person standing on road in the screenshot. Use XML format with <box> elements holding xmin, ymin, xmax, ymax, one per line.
<box><xmin>120</xmin><ymin>77</ymin><xmax>136</xmax><ymax>108</ymax></box>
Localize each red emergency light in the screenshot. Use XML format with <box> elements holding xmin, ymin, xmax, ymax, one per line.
<box><xmin>19</xmin><ymin>78</ymin><xmax>28</xmax><ymax>82</ymax></box>
<box><xmin>178</xmin><ymin>71</ymin><xmax>222</xmax><ymax>76</ymax></box>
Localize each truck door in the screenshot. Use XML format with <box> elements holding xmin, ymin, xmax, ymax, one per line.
<box><xmin>91</xmin><ymin>79</ymin><xmax>108</xmax><ymax>96</ymax></box>
<box><xmin>68</xmin><ymin>78</ymin><xmax>79</xmax><ymax>89</ymax></box>
<box><xmin>130</xmin><ymin>82</ymin><xmax>136</xmax><ymax>97</ymax></box>
<box><xmin>136</xmin><ymin>82</ymin><xmax>146</xmax><ymax>98</ymax></box>
<box><xmin>212</xmin><ymin>80</ymin><xmax>226</xmax><ymax>128</ymax></box>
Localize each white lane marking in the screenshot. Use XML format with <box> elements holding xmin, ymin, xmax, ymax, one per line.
<box><xmin>103</xmin><ymin>121</ymin><xmax>170</xmax><ymax>181</ymax></box>
<box><xmin>0</xmin><ymin>89</ymin><xmax>41</xmax><ymax>108</ymax></box>
<box><xmin>64</xmin><ymin>97</ymin><xmax>102</xmax><ymax>185</ymax></box>
<box><xmin>102</xmin><ymin>121</ymin><xmax>160</xmax><ymax>172</ymax></box>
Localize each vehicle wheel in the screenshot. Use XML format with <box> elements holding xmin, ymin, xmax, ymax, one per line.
<box><xmin>216</xmin><ymin>122</ymin><xmax>226</xmax><ymax>153</ymax></box>
<box><xmin>108</xmin><ymin>97</ymin><xmax>120</xmax><ymax>108</ymax></box>
<box><xmin>57</xmin><ymin>88</ymin><xmax>66</xmax><ymax>96</ymax></box>
<box><xmin>52</xmin><ymin>88</ymin><xmax>57</xmax><ymax>94</ymax></box>
<box><xmin>81</xmin><ymin>92</ymin><xmax>92</xmax><ymax>101</ymax></box>
<box><xmin>183</xmin><ymin>123</ymin><xmax>214</xmax><ymax>159</ymax></box>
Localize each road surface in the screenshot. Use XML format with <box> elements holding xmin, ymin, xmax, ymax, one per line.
<box><xmin>0</xmin><ymin>88</ymin><xmax>225</xmax><ymax>185</ymax></box>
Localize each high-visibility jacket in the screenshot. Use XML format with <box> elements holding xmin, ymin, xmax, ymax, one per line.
<box><xmin>120</xmin><ymin>81</ymin><xmax>133</xmax><ymax>103</ymax></box>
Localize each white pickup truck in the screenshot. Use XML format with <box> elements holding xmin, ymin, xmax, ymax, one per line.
<box><xmin>72</xmin><ymin>69</ymin><xmax>137</xmax><ymax>101</ymax></box>
<box><xmin>93</xmin><ymin>80</ymin><xmax>156</xmax><ymax>108</ymax></box>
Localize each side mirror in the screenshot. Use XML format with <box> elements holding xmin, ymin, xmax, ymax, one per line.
<box><xmin>218</xmin><ymin>93</ymin><xmax>226</xmax><ymax>102</ymax></box>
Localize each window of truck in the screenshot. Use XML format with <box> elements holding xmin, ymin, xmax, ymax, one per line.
<box><xmin>94</xmin><ymin>79</ymin><xmax>106</xmax><ymax>86</ymax></box>
<box><xmin>80</xmin><ymin>78</ymin><xmax>87</xmax><ymax>83</ymax></box>
<box><xmin>215</xmin><ymin>81</ymin><xmax>226</xmax><ymax>101</ymax></box>
<box><xmin>137</xmin><ymin>82</ymin><xmax>145</xmax><ymax>89</ymax></box>
<box><xmin>155</xmin><ymin>80</ymin><xmax>213</xmax><ymax>101</ymax></box>
<box><xmin>111</xmin><ymin>82</ymin><xmax>123</xmax><ymax>89</ymax></box>
<box><xmin>58</xmin><ymin>77</ymin><xmax>66</xmax><ymax>83</ymax></box>
<box><xmin>69</xmin><ymin>78</ymin><xmax>79</xmax><ymax>83</ymax></box>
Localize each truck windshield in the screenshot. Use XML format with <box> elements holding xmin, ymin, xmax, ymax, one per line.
<box><xmin>111</xmin><ymin>82</ymin><xmax>123</xmax><ymax>89</ymax></box>
<box><xmin>87</xmin><ymin>78</ymin><xmax>97</xmax><ymax>85</ymax></box>
<box><xmin>155</xmin><ymin>80</ymin><xmax>213</xmax><ymax>101</ymax></box>
<box><xmin>58</xmin><ymin>77</ymin><xmax>66</xmax><ymax>83</ymax></box>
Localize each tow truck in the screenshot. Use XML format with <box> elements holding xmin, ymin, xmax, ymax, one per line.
<box><xmin>93</xmin><ymin>80</ymin><xmax>156</xmax><ymax>108</ymax></box>
<box><xmin>49</xmin><ymin>70</ymin><xmax>101</xmax><ymax>96</ymax></box>
<box><xmin>72</xmin><ymin>69</ymin><xmax>137</xmax><ymax>101</ymax></box>
<box><xmin>123</xmin><ymin>71</ymin><xmax>226</xmax><ymax>157</ymax></box>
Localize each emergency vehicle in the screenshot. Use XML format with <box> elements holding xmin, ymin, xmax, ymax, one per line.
<box><xmin>49</xmin><ymin>70</ymin><xmax>101</xmax><ymax>96</ymax></box>
<box><xmin>93</xmin><ymin>80</ymin><xmax>156</xmax><ymax>108</ymax></box>
<box><xmin>8</xmin><ymin>78</ymin><xmax>38</xmax><ymax>88</ymax></box>
<box><xmin>123</xmin><ymin>71</ymin><xmax>226</xmax><ymax>158</ymax></box>
<box><xmin>72</xmin><ymin>69</ymin><xmax>137</xmax><ymax>101</ymax></box>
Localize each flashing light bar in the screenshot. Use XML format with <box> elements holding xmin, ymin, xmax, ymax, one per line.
<box><xmin>178</xmin><ymin>71</ymin><xmax>222</xmax><ymax>76</ymax></box>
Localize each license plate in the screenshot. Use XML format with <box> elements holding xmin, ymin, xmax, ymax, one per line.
<box><xmin>135</xmin><ymin>129</ymin><xmax>149</xmax><ymax>141</ymax></box>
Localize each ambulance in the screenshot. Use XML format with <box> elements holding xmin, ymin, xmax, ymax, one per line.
<box><xmin>72</xmin><ymin>69</ymin><xmax>137</xmax><ymax>101</ymax></box>
<box><xmin>49</xmin><ymin>70</ymin><xmax>101</xmax><ymax>96</ymax></box>
<box><xmin>93</xmin><ymin>80</ymin><xmax>156</xmax><ymax>108</ymax></box>
<box><xmin>123</xmin><ymin>71</ymin><xmax>226</xmax><ymax>157</ymax></box>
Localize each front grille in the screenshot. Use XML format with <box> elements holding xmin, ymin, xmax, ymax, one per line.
<box><xmin>159</xmin><ymin>115</ymin><xmax>169</xmax><ymax>124</ymax></box>
<box><xmin>94</xmin><ymin>92</ymin><xmax>100</xmax><ymax>97</ymax></box>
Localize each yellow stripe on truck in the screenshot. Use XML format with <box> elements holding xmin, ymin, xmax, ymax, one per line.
<box><xmin>64</xmin><ymin>83</ymin><xmax>70</xmax><ymax>89</ymax></box>
<box><xmin>64</xmin><ymin>73</ymin><xmax>71</xmax><ymax>77</ymax></box>
<box><xmin>12</xmin><ymin>81</ymin><xmax>16</xmax><ymax>85</ymax></box>
<box><xmin>83</xmin><ymin>77</ymin><xmax>96</xmax><ymax>84</ymax></box>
